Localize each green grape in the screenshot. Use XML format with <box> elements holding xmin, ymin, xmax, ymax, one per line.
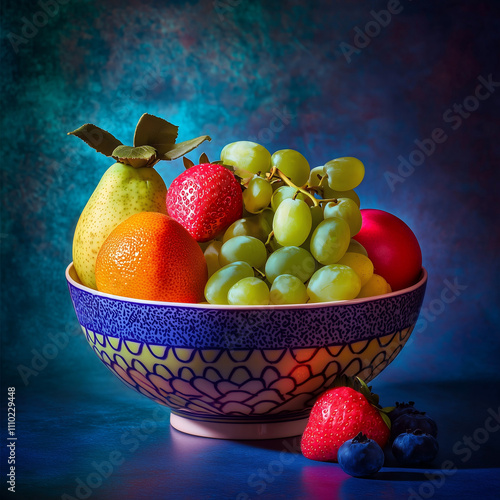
<box><xmin>307</xmin><ymin>166</ymin><xmax>326</xmax><ymax>187</ymax></box>
<box><xmin>265</xmin><ymin>246</ymin><xmax>316</xmax><ymax>283</ymax></box>
<box><xmin>223</xmin><ymin>216</ymin><xmax>268</xmax><ymax>243</ymax></box>
<box><xmin>204</xmin><ymin>261</ymin><xmax>254</xmax><ymax>305</ymax></box>
<box><xmin>310</xmin><ymin>217</ymin><xmax>350</xmax><ymax>265</ymax></box>
<box><xmin>273</xmin><ymin>198</ymin><xmax>312</xmax><ymax>247</ymax></box>
<box><xmin>242</xmin><ymin>176</ymin><xmax>273</xmax><ymax>213</ymax></box>
<box><xmin>323</xmin><ymin>198</ymin><xmax>362</xmax><ymax>237</ymax></box>
<box><xmin>204</xmin><ymin>240</ymin><xmax>223</xmax><ymax>278</ymax></box>
<box><xmin>347</xmin><ymin>239</ymin><xmax>368</xmax><ymax>256</ymax></box>
<box><xmin>322</xmin><ymin>186</ymin><xmax>361</xmax><ymax>207</ymax></box>
<box><xmin>357</xmin><ymin>274</ymin><xmax>391</xmax><ymax>298</ymax></box>
<box><xmin>268</xmin><ymin>238</ymin><xmax>283</xmax><ymax>252</ymax></box>
<box><xmin>310</xmin><ymin>204</ymin><xmax>325</xmax><ymax>228</ymax></box>
<box><xmin>269</xmin><ymin>274</ymin><xmax>309</xmax><ymax>305</ymax></box>
<box><xmin>228</xmin><ymin>277</ymin><xmax>270</xmax><ymax>305</ymax></box>
<box><xmin>258</xmin><ymin>208</ymin><xmax>274</xmax><ymax>232</ymax></box>
<box><xmin>301</xmin><ymin>205</ymin><xmax>324</xmax><ymax>252</ymax></box>
<box><xmin>256</xmin><ymin>208</ymin><xmax>282</xmax><ymax>250</ymax></box>
<box><xmin>271</xmin><ymin>186</ymin><xmax>308</xmax><ymax>211</ymax></box>
<box><xmin>271</xmin><ymin>149</ymin><xmax>310</xmax><ymax>187</ymax></box>
<box><xmin>307</xmin><ymin>264</ymin><xmax>361</xmax><ymax>302</ymax></box>
<box><xmin>324</xmin><ymin>157</ymin><xmax>365</xmax><ymax>191</ymax></box>
<box><xmin>219</xmin><ymin>236</ymin><xmax>267</xmax><ymax>269</ymax></box>
<box><xmin>220</xmin><ymin>141</ymin><xmax>272</xmax><ymax>175</ymax></box>
<box><xmin>337</xmin><ymin>252</ymin><xmax>374</xmax><ymax>287</ymax></box>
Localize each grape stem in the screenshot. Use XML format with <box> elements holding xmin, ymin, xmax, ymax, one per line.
<box><xmin>319</xmin><ymin>174</ymin><xmax>328</xmax><ymax>187</ymax></box>
<box><xmin>306</xmin><ymin>185</ymin><xmax>339</xmax><ymax>204</ymax></box>
<box><xmin>269</xmin><ymin>167</ymin><xmax>319</xmax><ymax>207</ymax></box>
<box><xmin>318</xmin><ymin>198</ymin><xmax>339</xmax><ymax>205</ymax></box>
<box><xmin>265</xmin><ymin>230</ymin><xmax>274</xmax><ymax>246</ymax></box>
<box><xmin>253</xmin><ymin>267</ymin><xmax>266</xmax><ymax>279</ymax></box>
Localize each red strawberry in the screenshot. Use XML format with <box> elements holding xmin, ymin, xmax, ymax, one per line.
<box><xmin>166</xmin><ymin>163</ymin><xmax>243</xmax><ymax>242</ymax></box>
<box><xmin>301</xmin><ymin>376</ymin><xmax>391</xmax><ymax>462</ymax></box>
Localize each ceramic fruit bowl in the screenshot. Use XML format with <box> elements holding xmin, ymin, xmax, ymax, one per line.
<box><xmin>66</xmin><ymin>263</ymin><xmax>427</xmax><ymax>440</ymax></box>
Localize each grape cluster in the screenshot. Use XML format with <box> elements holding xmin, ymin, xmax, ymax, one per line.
<box><xmin>202</xmin><ymin>141</ymin><xmax>392</xmax><ymax>305</ymax></box>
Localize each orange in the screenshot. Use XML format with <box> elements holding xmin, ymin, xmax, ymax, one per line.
<box><xmin>95</xmin><ymin>212</ymin><xmax>207</xmax><ymax>303</ymax></box>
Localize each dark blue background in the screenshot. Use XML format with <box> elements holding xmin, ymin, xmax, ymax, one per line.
<box><xmin>1</xmin><ymin>0</ymin><xmax>500</xmax><ymax>498</ymax></box>
<box><xmin>2</xmin><ymin>0</ymin><xmax>499</xmax><ymax>383</ymax></box>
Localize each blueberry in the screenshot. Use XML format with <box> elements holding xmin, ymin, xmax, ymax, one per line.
<box><xmin>389</xmin><ymin>401</ymin><xmax>418</xmax><ymax>423</ymax></box>
<box><xmin>392</xmin><ymin>429</ymin><xmax>439</xmax><ymax>465</ymax></box>
<box><xmin>338</xmin><ymin>432</ymin><xmax>385</xmax><ymax>477</ymax></box>
<box><xmin>391</xmin><ymin>409</ymin><xmax>438</xmax><ymax>441</ymax></box>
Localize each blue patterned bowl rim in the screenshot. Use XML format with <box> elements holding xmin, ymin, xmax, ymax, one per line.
<box><xmin>66</xmin><ymin>263</ymin><xmax>427</xmax><ymax>348</ymax></box>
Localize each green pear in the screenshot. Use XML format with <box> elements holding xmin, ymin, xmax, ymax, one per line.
<box><xmin>73</xmin><ymin>162</ymin><xmax>167</xmax><ymax>289</ymax></box>
<box><xmin>68</xmin><ymin>114</ymin><xmax>211</xmax><ymax>289</ymax></box>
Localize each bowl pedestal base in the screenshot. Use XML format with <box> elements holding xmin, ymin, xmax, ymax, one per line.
<box><xmin>170</xmin><ymin>413</ymin><xmax>309</xmax><ymax>440</ymax></box>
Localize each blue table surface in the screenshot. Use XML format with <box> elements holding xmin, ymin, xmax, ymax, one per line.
<box><xmin>3</xmin><ymin>364</ymin><xmax>500</xmax><ymax>500</ymax></box>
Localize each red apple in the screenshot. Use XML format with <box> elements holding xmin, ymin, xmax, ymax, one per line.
<box><xmin>353</xmin><ymin>209</ymin><xmax>422</xmax><ymax>291</ymax></box>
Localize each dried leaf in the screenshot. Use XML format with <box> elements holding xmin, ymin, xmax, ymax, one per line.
<box><xmin>69</xmin><ymin>114</ymin><xmax>210</xmax><ymax>167</ymax></box>
<box><xmin>159</xmin><ymin>135</ymin><xmax>212</xmax><ymax>161</ymax></box>
<box><xmin>133</xmin><ymin>114</ymin><xmax>178</xmax><ymax>148</ymax></box>
<box><xmin>112</xmin><ymin>145</ymin><xmax>158</xmax><ymax>168</ymax></box>
<box><xmin>68</xmin><ymin>124</ymin><xmax>122</xmax><ymax>157</ymax></box>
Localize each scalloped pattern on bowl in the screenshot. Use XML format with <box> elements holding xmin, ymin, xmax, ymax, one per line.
<box><xmin>83</xmin><ymin>325</ymin><xmax>413</xmax><ymax>421</ymax></box>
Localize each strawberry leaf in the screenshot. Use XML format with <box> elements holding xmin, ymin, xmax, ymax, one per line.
<box><xmin>380</xmin><ymin>411</ymin><xmax>392</xmax><ymax>429</ymax></box>
<box><xmin>133</xmin><ymin>113</ymin><xmax>178</xmax><ymax>148</ymax></box>
<box><xmin>381</xmin><ymin>406</ymin><xmax>396</xmax><ymax>413</ymax></box>
<box><xmin>112</xmin><ymin>145</ymin><xmax>158</xmax><ymax>168</ymax></box>
<box><xmin>325</xmin><ymin>375</ymin><xmax>388</xmax><ymax>412</ymax></box>
<box><xmin>357</xmin><ymin>378</ymin><xmax>372</xmax><ymax>400</ymax></box>
<box><xmin>328</xmin><ymin>374</ymin><xmax>356</xmax><ymax>390</ymax></box>
<box><xmin>213</xmin><ymin>161</ymin><xmax>236</xmax><ymax>172</ymax></box>
<box><xmin>183</xmin><ymin>157</ymin><xmax>195</xmax><ymax>169</ymax></box>
<box><xmin>68</xmin><ymin>124</ymin><xmax>122</xmax><ymax>157</ymax></box>
<box><xmin>199</xmin><ymin>152</ymin><xmax>210</xmax><ymax>164</ymax></box>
